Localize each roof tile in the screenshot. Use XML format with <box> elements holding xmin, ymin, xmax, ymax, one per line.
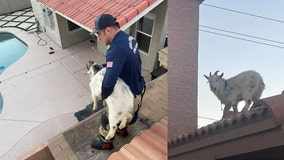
<box><xmin>131</xmin><ymin>137</ymin><xmax>166</xmax><ymax>159</ymax></box>
<box><xmin>84</xmin><ymin>18</ymin><xmax>95</xmax><ymax>29</ymax></box>
<box><xmin>87</xmin><ymin>0</ymin><xmax>98</xmax><ymax>4</ymax></box>
<box><xmin>109</xmin><ymin>116</ymin><xmax>168</xmax><ymax>160</ymax></box>
<box><xmin>147</xmin><ymin>0</ymin><xmax>157</xmax><ymax>5</ymax></box>
<box><xmin>95</xmin><ymin>0</ymin><xmax>110</xmax><ymax>8</ymax></box>
<box><xmin>65</xmin><ymin>0</ymin><xmax>77</xmax><ymax>6</ymax></box>
<box><xmin>81</xmin><ymin>15</ymin><xmax>96</xmax><ymax>27</ymax></box>
<box><xmin>120</xmin><ymin>144</ymin><xmax>150</xmax><ymax>159</ymax></box>
<box><xmin>128</xmin><ymin>0</ymin><xmax>145</xmax><ymax>7</ymax></box>
<box><xmin>140</xmin><ymin>131</ymin><xmax>167</xmax><ymax>154</ymax></box>
<box><xmin>55</xmin><ymin>4</ymin><xmax>71</xmax><ymax>13</ymax></box>
<box><xmin>114</xmin><ymin>5</ymin><xmax>130</xmax><ymax>16</ymax></box>
<box><xmin>78</xmin><ymin>4</ymin><xmax>94</xmax><ymax>11</ymax></box>
<box><xmin>72</xmin><ymin>1</ymin><xmax>86</xmax><ymax>9</ymax></box>
<box><xmin>64</xmin><ymin>8</ymin><xmax>82</xmax><ymax>18</ymax></box>
<box><xmin>108</xmin><ymin>151</ymin><xmax>130</xmax><ymax>160</ymax></box>
<box><xmin>102</xmin><ymin>1</ymin><xmax>118</xmax><ymax>11</ymax></box>
<box><xmin>89</xmin><ymin>7</ymin><xmax>107</xmax><ymax>16</ymax></box>
<box><xmin>116</xmin><ymin>16</ymin><xmax>128</xmax><ymax>28</ymax></box>
<box><xmin>44</xmin><ymin>0</ymin><xmax>63</xmax><ymax>9</ymax></box>
<box><xmin>135</xmin><ymin>1</ymin><xmax>150</xmax><ymax>14</ymax></box>
<box><xmin>254</xmin><ymin>94</ymin><xmax>284</xmax><ymax>124</ymax></box>
<box><xmin>121</xmin><ymin>8</ymin><xmax>138</xmax><ymax>22</ymax></box>
<box><xmin>73</xmin><ymin>12</ymin><xmax>90</xmax><ymax>23</ymax></box>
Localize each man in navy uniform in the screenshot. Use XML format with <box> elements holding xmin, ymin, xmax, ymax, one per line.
<box><xmin>90</xmin><ymin>13</ymin><xmax>145</xmax><ymax>150</ymax></box>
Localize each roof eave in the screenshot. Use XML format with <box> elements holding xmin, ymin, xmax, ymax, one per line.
<box><xmin>48</xmin><ymin>0</ymin><xmax>164</xmax><ymax>33</ymax></box>
<box><xmin>121</xmin><ymin>0</ymin><xmax>164</xmax><ymax>31</ymax></box>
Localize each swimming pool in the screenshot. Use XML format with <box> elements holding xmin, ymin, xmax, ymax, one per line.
<box><xmin>0</xmin><ymin>32</ymin><xmax>28</xmax><ymax>113</ymax></box>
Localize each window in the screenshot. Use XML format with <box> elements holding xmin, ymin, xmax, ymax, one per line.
<box><xmin>136</xmin><ymin>13</ymin><xmax>155</xmax><ymax>54</ymax></box>
<box><xmin>67</xmin><ymin>20</ymin><xmax>80</xmax><ymax>32</ymax></box>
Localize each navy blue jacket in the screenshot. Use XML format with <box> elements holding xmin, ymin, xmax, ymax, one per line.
<box><xmin>101</xmin><ymin>31</ymin><xmax>145</xmax><ymax>99</ymax></box>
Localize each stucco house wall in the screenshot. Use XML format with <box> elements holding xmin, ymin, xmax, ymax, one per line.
<box><xmin>56</xmin><ymin>15</ymin><xmax>90</xmax><ymax>48</ymax></box>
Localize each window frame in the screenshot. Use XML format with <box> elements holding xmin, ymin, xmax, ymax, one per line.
<box><xmin>135</xmin><ymin>13</ymin><xmax>156</xmax><ymax>55</ymax></box>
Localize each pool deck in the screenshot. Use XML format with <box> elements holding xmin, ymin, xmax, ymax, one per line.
<box><xmin>0</xmin><ymin>27</ymin><xmax>95</xmax><ymax>159</ymax></box>
<box><xmin>0</xmin><ymin>27</ymin><xmax>154</xmax><ymax>159</ymax></box>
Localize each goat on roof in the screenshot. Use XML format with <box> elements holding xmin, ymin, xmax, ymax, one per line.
<box><xmin>204</xmin><ymin>70</ymin><xmax>265</xmax><ymax>119</ymax></box>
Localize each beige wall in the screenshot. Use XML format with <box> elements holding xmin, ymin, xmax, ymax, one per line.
<box><xmin>168</xmin><ymin>0</ymin><xmax>199</xmax><ymax>144</ymax></box>
<box><xmin>56</xmin><ymin>15</ymin><xmax>90</xmax><ymax>48</ymax></box>
<box><xmin>0</xmin><ymin>0</ymin><xmax>31</xmax><ymax>15</ymax></box>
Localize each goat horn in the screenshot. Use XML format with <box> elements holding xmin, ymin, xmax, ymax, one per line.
<box><xmin>219</xmin><ymin>73</ymin><xmax>224</xmax><ymax>79</ymax></box>
<box><xmin>214</xmin><ymin>70</ymin><xmax>219</xmax><ymax>75</ymax></box>
<box><xmin>209</xmin><ymin>72</ymin><xmax>212</xmax><ymax>76</ymax></box>
<box><xmin>204</xmin><ymin>74</ymin><xmax>209</xmax><ymax>80</ymax></box>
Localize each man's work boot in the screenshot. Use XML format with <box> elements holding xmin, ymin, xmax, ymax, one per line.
<box><xmin>116</xmin><ymin>127</ymin><xmax>128</xmax><ymax>137</ymax></box>
<box><xmin>91</xmin><ymin>134</ymin><xmax>113</xmax><ymax>150</ymax></box>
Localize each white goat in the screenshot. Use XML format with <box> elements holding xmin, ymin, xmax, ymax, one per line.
<box><xmin>204</xmin><ymin>70</ymin><xmax>265</xmax><ymax>119</ymax></box>
<box><xmin>87</xmin><ymin>61</ymin><xmax>134</xmax><ymax>140</ymax></box>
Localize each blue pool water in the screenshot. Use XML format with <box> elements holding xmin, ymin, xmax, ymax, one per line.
<box><xmin>0</xmin><ymin>32</ymin><xmax>28</xmax><ymax>113</ymax></box>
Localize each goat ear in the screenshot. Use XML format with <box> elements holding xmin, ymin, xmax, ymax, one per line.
<box><xmin>88</xmin><ymin>60</ymin><xmax>94</xmax><ymax>65</ymax></box>
<box><xmin>204</xmin><ymin>75</ymin><xmax>209</xmax><ymax>80</ymax></box>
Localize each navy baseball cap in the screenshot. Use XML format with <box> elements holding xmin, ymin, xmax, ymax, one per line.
<box><xmin>90</xmin><ymin>14</ymin><xmax>117</xmax><ymax>35</ymax></box>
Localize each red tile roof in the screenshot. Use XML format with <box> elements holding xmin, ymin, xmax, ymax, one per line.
<box><xmin>168</xmin><ymin>94</ymin><xmax>284</xmax><ymax>149</ymax></box>
<box><xmin>39</xmin><ymin>0</ymin><xmax>162</xmax><ymax>32</ymax></box>
<box><xmin>109</xmin><ymin>116</ymin><xmax>168</xmax><ymax>160</ymax></box>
